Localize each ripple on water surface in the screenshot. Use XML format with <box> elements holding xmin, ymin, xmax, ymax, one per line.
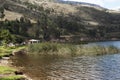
<box><xmin>11</xmin><ymin>53</ymin><xmax>120</xmax><ymax>80</ymax></box>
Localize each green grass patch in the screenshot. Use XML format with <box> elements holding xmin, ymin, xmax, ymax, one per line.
<box><xmin>0</xmin><ymin>46</ymin><xmax>26</xmax><ymax>57</ymax></box>
<box><xmin>0</xmin><ymin>66</ymin><xmax>16</xmax><ymax>74</ymax></box>
<box><xmin>0</xmin><ymin>46</ymin><xmax>26</xmax><ymax>80</ymax></box>
<box><xmin>0</xmin><ymin>75</ymin><xmax>23</xmax><ymax>80</ymax></box>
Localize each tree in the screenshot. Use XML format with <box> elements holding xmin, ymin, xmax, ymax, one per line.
<box><xmin>0</xmin><ymin>29</ymin><xmax>12</xmax><ymax>44</ymax></box>
<box><xmin>0</xmin><ymin>7</ymin><xmax>5</xmax><ymax>20</ymax></box>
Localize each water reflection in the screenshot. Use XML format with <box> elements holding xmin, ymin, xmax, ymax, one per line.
<box><xmin>89</xmin><ymin>41</ymin><xmax>120</xmax><ymax>48</ymax></box>
<box><xmin>12</xmin><ymin>54</ymin><xmax>60</xmax><ymax>80</ymax></box>
<box><xmin>12</xmin><ymin>54</ymin><xmax>120</xmax><ymax>80</ymax></box>
<box><xmin>11</xmin><ymin>41</ymin><xmax>120</xmax><ymax>80</ymax></box>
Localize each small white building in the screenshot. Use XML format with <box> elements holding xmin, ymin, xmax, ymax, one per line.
<box><xmin>28</xmin><ymin>39</ymin><xmax>40</xmax><ymax>44</ymax></box>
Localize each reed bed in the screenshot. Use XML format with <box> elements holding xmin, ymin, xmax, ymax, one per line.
<box><xmin>27</xmin><ymin>42</ymin><xmax>120</xmax><ymax>57</ymax></box>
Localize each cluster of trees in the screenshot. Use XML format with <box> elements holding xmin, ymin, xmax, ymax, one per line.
<box><xmin>0</xmin><ymin>29</ymin><xmax>13</xmax><ymax>44</ymax></box>
<box><xmin>1</xmin><ymin>1</ymin><xmax>120</xmax><ymax>45</ymax></box>
<box><xmin>1</xmin><ymin>13</ymin><xmax>119</xmax><ymax>44</ymax></box>
<box><xmin>0</xmin><ymin>5</ymin><xmax>61</xmax><ymax>43</ymax></box>
<box><xmin>0</xmin><ymin>7</ymin><xmax>27</xmax><ymax>44</ymax></box>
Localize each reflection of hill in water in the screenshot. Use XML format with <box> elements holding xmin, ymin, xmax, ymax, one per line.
<box><xmin>89</xmin><ymin>41</ymin><xmax>120</xmax><ymax>48</ymax></box>
<box><xmin>12</xmin><ymin>48</ymin><xmax>120</xmax><ymax>80</ymax></box>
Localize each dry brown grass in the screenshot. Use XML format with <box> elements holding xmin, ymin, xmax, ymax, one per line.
<box><xmin>3</xmin><ymin>10</ymin><xmax>23</xmax><ymax>21</ymax></box>
<box><xmin>0</xmin><ymin>10</ymin><xmax>37</xmax><ymax>23</ymax></box>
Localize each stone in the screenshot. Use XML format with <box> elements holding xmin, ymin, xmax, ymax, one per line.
<box><xmin>15</xmin><ymin>71</ymin><xmax>23</xmax><ymax>75</ymax></box>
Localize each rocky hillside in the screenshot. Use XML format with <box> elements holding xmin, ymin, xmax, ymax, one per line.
<box><xmin>0</xmin><ymin>0</ymin><xmax>120</xmax><ymax>42</ymax></box>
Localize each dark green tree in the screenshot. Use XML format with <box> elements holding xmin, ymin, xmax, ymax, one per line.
<box><xmin>0</xmin><ymin>7</ymin><xmax>5</xmax><ymax>20</ymax></box>
<box><xmin>0</xmin><ymin>29</ymin><xmax>13</xmax><ymax>44</ymax></box>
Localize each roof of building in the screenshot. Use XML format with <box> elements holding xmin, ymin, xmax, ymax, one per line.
<box><xmin>29</xmin><ymin>39</ymin><xmax>40</xmax><ymax>42</ymax></box>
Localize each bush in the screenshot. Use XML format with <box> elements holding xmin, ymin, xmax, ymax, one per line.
<box><xmin>28</xmin><ymin>42</ymin><xmax>61</xmax><ymax>53</ymax></box>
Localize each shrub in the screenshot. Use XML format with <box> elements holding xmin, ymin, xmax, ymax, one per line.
<box><xmin>27</xmin><ymin>43</ymin><xmax>120</xmax><ymax>57</ymax></box>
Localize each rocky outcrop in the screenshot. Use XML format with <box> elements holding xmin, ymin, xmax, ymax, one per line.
<box><xmin>15</xmin><ymin>71</ymin><xmax>23</xmax><ymax>75</ymax></box>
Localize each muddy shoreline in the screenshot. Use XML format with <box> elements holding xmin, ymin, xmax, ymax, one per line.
<box><xmin>0</xmin><ymin>50</ymin><xmax>32</xmax><ymax>80</ymax></box>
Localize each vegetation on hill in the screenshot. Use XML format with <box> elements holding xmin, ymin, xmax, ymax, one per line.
<box><xmin>0</xmin><ymin>1</ymin><xmax>120</xmax><ymax>79</ymax></box>
<box><xmin>0</xmin><ymin>7</ymin><xmax>5</xmax><ymax>19</ymax></box>
<box><xmin>0</xmin><ymin>0</ymin><xmax>120</xmax><ymax>44</ymax></box>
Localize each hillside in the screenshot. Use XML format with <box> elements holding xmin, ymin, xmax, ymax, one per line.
<box><xmin>0</xmin><ymin>0</ymin><xmax>120</xmax><ymax>43</ymax></box>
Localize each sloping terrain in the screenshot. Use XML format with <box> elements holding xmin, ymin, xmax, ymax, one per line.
<box><xmin>1</xmin><ymin>10</ymin><xmax>23</xmax><ymax>21</ymax></box>
<box><xmin>0</xmin><ymin>0</ymin><xmax>120</xmax><ymax>42</ymax></box>
<box><xmin>2</xmin><ymin>0</ymin><xmax>120</xmax><ymax>25</ymax></box>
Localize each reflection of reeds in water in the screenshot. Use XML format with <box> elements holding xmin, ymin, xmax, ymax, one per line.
<box><xmin>27</xmin><ymin>42</ymin><xmax>120</xmax><ymax>57</ymax></box>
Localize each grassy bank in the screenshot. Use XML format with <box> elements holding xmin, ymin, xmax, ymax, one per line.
<box><xmin>0</xmin><ymin>66</ymin><xmax>16</xmax><ymax>74</ymax></box>
<box><xmin>0</xmin><ymin>66</ymin><xmax>23</xmax><ymax>80</ymax></box>
<box><xmin>0</xmin><ymin>75</ymin><xmax>23</xmax><ymax>80</ymax></box>
<box><xmin>0</xmin><ymin>46</ymin><xmax>26</xmax><ymax>80</ymax></box>
<box><xmin>28</xmin><ymin>42</ymin><xmax>120</xmax><ymax>57</ymax></box>
<box><xmin>0</xmin><ymin>46</ymin><xmax>26</xmax><ymax>57</ymax></box>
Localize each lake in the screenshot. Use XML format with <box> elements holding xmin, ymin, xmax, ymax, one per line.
<box><xmin>11</xmin><ymin>41</ymin><xmax>120</xmax><ymax>80</ymax></box>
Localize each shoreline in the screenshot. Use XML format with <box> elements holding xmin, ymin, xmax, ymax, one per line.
<box><xmin>10</xmin><ymin>50</ymin><xmax>33</xmax><ymax>80</ymax></box>
<box><xmin>0</xmin><ymin>40</ymin><xmax>120</xmax><ymax>80</ymax></box>
<box><xmin>0</xmin><ymin>47</ymin><xmax>32</xmax><ymax>80</ymax></box>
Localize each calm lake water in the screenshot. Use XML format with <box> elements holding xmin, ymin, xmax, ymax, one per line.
<box><xmin>12</xmin><ymin>41</ymin><xmax>120</xmax><ymax>80</ymax></box>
